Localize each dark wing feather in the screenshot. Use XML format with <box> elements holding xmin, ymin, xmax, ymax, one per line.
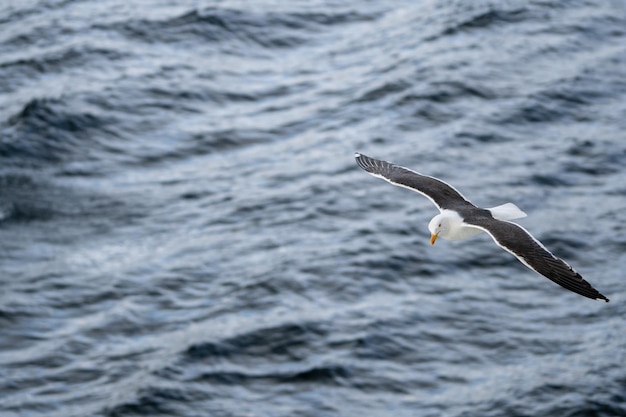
<box><xmin>355</xmin><ymin>153</ymin><xmax>475</xmax><ymax>211</ymax></box>
<box><xmin>468</xmin><ymin>218</ymin><xmax>609</xmax><ymax>302</ymax></box>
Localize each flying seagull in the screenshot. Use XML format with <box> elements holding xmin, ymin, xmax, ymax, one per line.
<box><xmin>355</xmin><ymin>152</ymin><xmax>609</xmax><ymax>302</ymax></box>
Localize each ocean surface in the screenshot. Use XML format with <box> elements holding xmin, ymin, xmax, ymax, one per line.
<box><xmin>1</xmin><ymin>1</ymin><xmax>625</xmax><ymax>416</ymax></box>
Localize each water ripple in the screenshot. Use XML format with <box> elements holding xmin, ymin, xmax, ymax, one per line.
<box><xmin>1</xmin><ymin>1</ymin><xmax>625</xmax><ymax>417</ymax></box>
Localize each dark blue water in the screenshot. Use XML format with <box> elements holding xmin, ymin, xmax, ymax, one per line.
<box><xmin>1</xmin><ymin>1</ymin><xmax>625</xmax><ymax>416</ymax></box>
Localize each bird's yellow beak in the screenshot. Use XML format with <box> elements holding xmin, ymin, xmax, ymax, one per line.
<box><xmin>430</xmin><ymin>232</ymin><xmax>439</xmax><ymax>245</ymax></box>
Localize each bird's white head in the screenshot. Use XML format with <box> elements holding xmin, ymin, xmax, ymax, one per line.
<box><xmin>428</xmin><ymin>213</ymin><xmax>449</xmax><ymax>245</ymax></box>
<box><xmin>428</xmin><ymin>210</ymin><xmax>480</xmax><ymax>244</ymax></box>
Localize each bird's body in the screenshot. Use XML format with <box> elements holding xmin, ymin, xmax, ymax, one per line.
<box><xmin>355</xmin><ymin>152</ymin><xmax>609</xmax><ymax>302</ymax></box>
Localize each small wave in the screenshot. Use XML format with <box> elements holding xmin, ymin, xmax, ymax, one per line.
<box><xmin>0</xmin><ymin>174</ymin><xmax>54</xmax><ymax>222</ymax></box>
<box><xmin>565</xmin><ymin>140</ymin><xmax>626</xmax><ymax>176</ymax></box>
<box><xmin>0</xmin><ymin>47</ymin><xmax>125</xmax><ymax>86</ymax></box>
<box><xmin>352</xmin><ymin>79</ymin><xmax>412</xmax><ymax>104</ymax></box>
<box><xmin>132</xmin><ymin>128</ymin><xmax>277</xmax><ymax>165</ymax></box>
<box><xmin>530</xmin><ymin>173</ymin><xmax>573</xmax><ymax>187</ymax></box>
<box><xmin>184</xmin><ymin>321</ymin><xmax>328</xmax><ymax>362</ymax></box>
<box><xmin>110</xmin><ymin>7</ymin><xmax>375</xmax><ymax>49</ymax></box>
<box><xmin>442</xmin><ymin>7</ymin><xmax>532</xmax><ymax>36</ymax></box>
<box><xmin>418</xmin><ymin>3</ymin><xmax>536</xmax><ymax>42</ymax></box>
<box><xmin>192</xmin><ymin>364</ymin><xmax>350</xmax><ymax>386</ymax></box>
<box><xmin>1</xmin><ymin>98</ymin><xmax>113</xmax><ymax>166</ymax></box>
<box><xmin>452</xmin><ymin>129</ymin><xmax>512</xmax><ymax>144</ymax></box>
<box><xmin>0</xmin><ymin>172</ymin><xmax>135</xmax><ymax>225</ymax></box>
<box><xmin>396</xmin><ymin>81</ymin><xmax>495</xmax><ymax>106</ymax></box>
<box><xmin>105</xmin><ymin>387</ymin><xmax>190</xmax><ymax>417</ymax></box>
<box><xmin>8</xmin><ymin>98</ymin><xmax>104</xmax><ymax>132</ymax></box>
<box><xmin>494</xmin><ymin>88</ymin><xmax>594</xmax><ymax>125</ymax></box>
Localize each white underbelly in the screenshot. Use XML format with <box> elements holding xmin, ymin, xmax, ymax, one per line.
<box><xmin>446</xmin><ymin>226</ymin><xmax>483</xmax><ymax>241</ymax></box>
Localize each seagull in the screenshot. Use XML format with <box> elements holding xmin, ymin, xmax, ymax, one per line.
<box><xmin>355</xmin><ymin>152</ymin><xmax>609</xmax><ymax>302</ymax></box>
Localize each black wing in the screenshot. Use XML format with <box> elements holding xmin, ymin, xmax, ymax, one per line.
<box><xmin>355</xmin><ymin>153</ymin><xmax>475</xmax><ymax>211</ymax></box>
<box><xmin>468</xmin><ymin>218</ymin><xmax>609</xmax><ymax>302</ymax></box>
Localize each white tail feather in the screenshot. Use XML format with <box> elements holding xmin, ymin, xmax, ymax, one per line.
<box><xmin>487</xmin><ymin>202</ymin><xmax>527</xmax><ymax>221</ymax></box>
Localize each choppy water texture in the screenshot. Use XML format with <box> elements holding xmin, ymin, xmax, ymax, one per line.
<box><xmin>1</xmin><ymin>1</ymin><xmax>626</xmax><ymax>416</ymax></box>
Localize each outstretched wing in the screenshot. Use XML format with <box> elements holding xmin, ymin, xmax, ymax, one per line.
<box><xmin>355</xmin><ymin>153</ymin><xmax>475</xmax><ymax>212</ymax></box>
<box><xmin>467</xmin><ymin>218</ymin><xmax>609</xmax><ymax>302</ymax></box>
